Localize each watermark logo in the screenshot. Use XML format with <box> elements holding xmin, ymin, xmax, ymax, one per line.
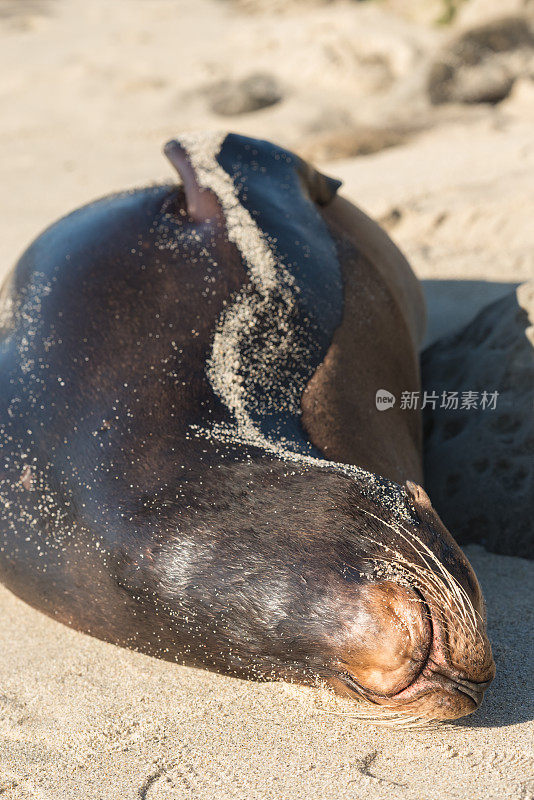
<box><xmin>375</xmin><ymin>389</ymin><xmax>499</xmax><ymax>411</ymax></box>
<box><xmin>375</xmin><ymin>389</ymin><xmax>396</xmax><ymax>410</ymax></box>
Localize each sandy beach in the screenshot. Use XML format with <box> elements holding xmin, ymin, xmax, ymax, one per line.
<box><xmin>0</xmin><ymin>0</ymin><xmax>533</xmax><ymax>797</ymax></box>
<box><xmin>0</xmin><ymin>546</ymin><xmax>532</xmax><ymax>799</ymax></box>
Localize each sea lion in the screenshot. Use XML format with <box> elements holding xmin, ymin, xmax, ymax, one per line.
<box><xmin>0</xmin><ymin>132</ymin><xmax>494</xmax><ymax>722</ymax></box>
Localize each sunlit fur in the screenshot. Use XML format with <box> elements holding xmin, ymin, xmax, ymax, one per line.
<box><xmin>321</xmin><ymin>505</ymin><xmax>489</xmax><ymax>725</ymax></box>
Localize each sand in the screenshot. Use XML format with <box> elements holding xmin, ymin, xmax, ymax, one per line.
<box><xmin>0</xmin><ymin>547</ymin><xmax>532</xmax><ymax>800</ymax></box>
<box><xmin>0</xmin><ymin>0</ymin><xmax>533</xmax><ymax>797</ymax></box>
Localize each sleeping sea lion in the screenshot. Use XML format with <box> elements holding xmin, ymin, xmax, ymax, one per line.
<box><xmin>0</xmin><ymin>132</ymin><xmax>494</xmax><ymax>722</ymax></box>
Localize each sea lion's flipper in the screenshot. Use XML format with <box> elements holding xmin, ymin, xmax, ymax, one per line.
<box><xmin>296</xmin><ymin>159</ymin><xmax>342</xmax><ymax>206</ymax></box>
<box><xmin>164</xmin><ymin>139</ymin><xmax>221</xmax><ymax>223</ymax></box>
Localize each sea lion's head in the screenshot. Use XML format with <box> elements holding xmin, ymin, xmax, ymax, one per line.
<box><xmin>315</xmin><ymin>479</ymin><xmax>495</xmax><ymax>722</ymax></box>
<box><xmin>140</xmin><ymin>461</ymin><xmax>494</xmax><ymax>724</ymax></box>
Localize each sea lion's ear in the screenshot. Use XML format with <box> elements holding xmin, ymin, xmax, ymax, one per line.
<box><xmin>164</xmin><ymin>139</ymin><xmax>222</xmax><ymax>223</ymax></box>
<box><xmin>405</xmin><ymin>480</ymin><xmax>453</xmax><ymax>540</ymax></box>
<box><xmin>405</xmin><ymin>481</ymin><xmax>434</xmax><ymax>512</ymax></box>
<box><xmin>296</xmin><ymin>159</ymin><xmax>342</xmax><ymax>206</ymax></box>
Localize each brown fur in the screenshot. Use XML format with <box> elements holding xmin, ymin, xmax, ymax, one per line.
<box><xmin>301</xmin><ymin>196</ymin><xmax>425</xmax><ymax>484</ymax></box>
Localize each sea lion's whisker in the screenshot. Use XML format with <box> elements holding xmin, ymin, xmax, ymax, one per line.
<box><xmin>395</xmin><ymin>521</ymin><xmax>480</xmax><ymax>628</ymax></box>
<box><xmin>316</xmin><ymin>705</ymin><xmax>430</xmax><ymax>728</ymax></box>
<box><xmin>401</xmin><ymin>535</ymin><xmax>476</xmax><ymax>626</ymax></box>
<box><xmin>357</xmin><ymin>507</ymin><xmax>480</xmax><ymax>641</ymax></box>
<box><xmin>356</xmin><ymin>531</ymin><xmax>476</xmax><ymax>644</ymax></box>
<box><xmin>390</xmin><ymin>544</ymin><xmax>475</xmax><ymax>636</ymax></box>
<box><xmin>401</xmin><ymin>532</ymin><xmax>481</xmax><ymax>642</ymax></box>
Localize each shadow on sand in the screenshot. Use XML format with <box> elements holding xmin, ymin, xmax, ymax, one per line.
<box><xmin>420</xmin><ymin>278</ymin><xmax>519</xmax><ymax>347</ymax></box>
<box><xmin>421</xmin><ymin>279</ymin><xmax>532</xmax><ymax>729</ymax></box>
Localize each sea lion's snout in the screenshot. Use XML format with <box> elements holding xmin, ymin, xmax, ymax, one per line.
<box><xmin>327</xmin><ymin>576</ymin><xmax>494</xmax><ymax>721</ymax></box>
<box><xmin>321</xmin><ymin>483</ymin><xmax>495</xmax><ymax>722</ymax></box>
<box><xmin>377</xmin><ymin>597</ymin><xmax>495</xmax><ymax>721</ymax></box>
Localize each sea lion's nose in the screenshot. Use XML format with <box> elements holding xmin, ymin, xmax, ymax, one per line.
<box><xmin>453</xmin><ymin>676</ymin><xmax>493</xmax><ymax>705</ymax></box>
